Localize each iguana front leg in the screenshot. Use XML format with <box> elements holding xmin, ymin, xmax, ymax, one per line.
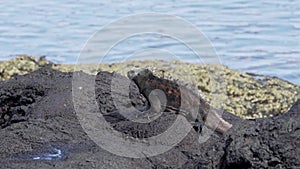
<box><xmin>128</xmin><ymin>68</ymin><xmax>232</xmax><ymax>134</ymax></box>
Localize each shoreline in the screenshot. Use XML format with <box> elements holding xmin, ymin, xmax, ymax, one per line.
<box><xmin>1</xmin><ymin>55</ymin><xmax>299</xmax><ymax>119</ymax></box>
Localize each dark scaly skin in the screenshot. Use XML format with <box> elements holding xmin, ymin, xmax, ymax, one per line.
<box><xmin>128</xmin><ymin>68</ymin><xmax>232</xmax><ymax>134</ymax></box>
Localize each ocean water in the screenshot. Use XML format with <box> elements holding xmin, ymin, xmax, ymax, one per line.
<box><xmin>0</xmin><ymin>0</ymin><xmax>299</xmax><ymax>85</ymax></box>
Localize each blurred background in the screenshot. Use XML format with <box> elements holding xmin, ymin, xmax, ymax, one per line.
<box><xmin>0</xmin><ymin>0</ymin><xmax>299</xmax><ymax>85</ymax></box>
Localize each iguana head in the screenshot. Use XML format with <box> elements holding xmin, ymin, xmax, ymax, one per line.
<box><xmin>127</xmin><ymin>68</ymin><xmax>153</xmax><ymax>79</ymax></box>
<box><xmin>127</xmin><ymin>68</ymin><xmax>154</xmax><ymax>89</ymax></box>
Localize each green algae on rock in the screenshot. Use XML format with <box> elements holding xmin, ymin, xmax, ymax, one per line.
<box><xmin>0</xmin><ymin>55</ymin><xmax>299</xmax><ymax>119</ymax></box>
<box><xmin>0</xmin><ymin>55</ymin><xmax>53</xmax><ymax>81</ymax></box>
<box><xmin>94</xmin><ymin>60</ymin><xmax>300</xmax><ymax>119</ymax></box>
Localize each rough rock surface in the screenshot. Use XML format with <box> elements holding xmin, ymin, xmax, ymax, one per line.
<box><xmin>1</xmin><ymin>55</ymin><xmax>299</xmax><ymax>118</ymax></box>
<box><xmin>0</xmin><ymin>67</ymin><xmax>299</xmax><ymax>169</ymax></box>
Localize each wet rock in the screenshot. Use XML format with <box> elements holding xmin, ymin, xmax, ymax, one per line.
<box><xmin>0</xmin><ymin>66</ymin><xmax>298</xmax><ymax>169</ymax></box>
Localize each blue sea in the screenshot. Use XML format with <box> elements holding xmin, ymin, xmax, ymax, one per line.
<box><xmin>0</xmin><ymin>0</ymin><xmax>299</xmax><ymax>85</ymax></box>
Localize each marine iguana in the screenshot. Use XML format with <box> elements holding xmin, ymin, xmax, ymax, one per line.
<box><xmin>127</xmin><ymin>68</ymin><xmax>232</xmax><ymax>134</ymax></box>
